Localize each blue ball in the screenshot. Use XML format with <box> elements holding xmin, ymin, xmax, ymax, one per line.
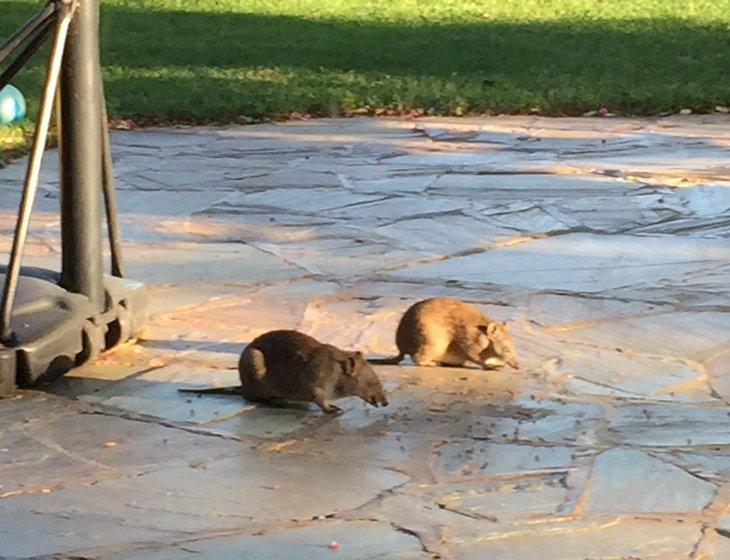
<box><xmin>0</xmin><ymin>84</ymin><xmax>27</xmax><ymax>125</ymax></box>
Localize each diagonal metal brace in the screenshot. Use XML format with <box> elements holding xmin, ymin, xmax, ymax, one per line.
<box><xmin>0</xmin><ymin>0</ymin><xmax>56</xmax><ymax>66</ymax></box>
<box><xmin>0</xmin><ymin>13</ymin><xmax>55</xmax><ymax>93</ymax></box>
<box><xmin>0</xmin><ymin>0</ymin><xmax>78</xmax><ymax>343</ymax></box>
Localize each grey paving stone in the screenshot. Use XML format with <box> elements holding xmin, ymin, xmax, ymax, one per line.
<box><xmin>448</xmin><ymin>517</ymin><xmax>702</xmax><ymax>560</ymax></box>
<box><xmin>583</xmin><ymin>448</ymin><xmax>717</xmax><ymax>513</ymax></box>
<box><xmin>608</xmin><ymin>403</ymin><xmax>730</xmax><ymax>447</ymax></box>
<box><xmin>542</xmin><ymin>348</ymin><xmax>714</xmax><ymax>402</ymax></box>
<box><xmin>0</xmin><ymin>440</ymin><xmax>408</xmax><ymax>557</ymax></box>
<box><xmin>435</xmin><ymin>440</ymin><xmax>577</xmax><ymax>477</ymax></box>
<box><xmin>390</xmin><ymin>233</ymin><xmax>729</xmax><ymax>293</ymax></box>
<box><xmin>107</xmin><ymin>521</ymin><xmax>428</xmax><ymax>560</ymax></box>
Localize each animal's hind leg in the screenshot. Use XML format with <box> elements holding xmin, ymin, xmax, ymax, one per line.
<box><xmin>240</xmin><ymin>348</ymin><xmax>267</xmax><ymax>379</ymax></box>
<box><xmin>412</xmin><ymin>336</ymin><xmax>450</xmax><ymax>367</ymax></box>
<box><xmin>412</xmin><ymin>346</ymin><xmax>443</xmax><ymax>367</ymax></box>
<box><xmin>238</xmin><ymin>348</ymin><xmax>269</xmax><ymax>401</ymax></box>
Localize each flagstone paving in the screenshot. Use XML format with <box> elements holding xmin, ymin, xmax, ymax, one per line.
<box><xmin>1</xmin><ymin>115</ymin><xmax>728</xmax><ymax>559</ymax></box>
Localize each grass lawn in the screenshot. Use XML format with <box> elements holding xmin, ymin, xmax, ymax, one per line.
<box><xmin>0</xmin><ymin>0</ymin><xmax>728</xmax><ymax>129</ymax></box>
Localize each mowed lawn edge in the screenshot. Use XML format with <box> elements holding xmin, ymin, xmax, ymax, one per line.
<box><xmin>1</xmin><ymin>0</ymin><xmax>728</xmax><ymax>131</ymax></box>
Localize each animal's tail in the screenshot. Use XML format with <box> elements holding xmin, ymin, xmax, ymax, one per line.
<box><xmin>178</xmin><ymin>386</ymin><xmax>242</xmax><ymax>396</ymax></box>
<box><xmin>367</xmin><ymin>353</ymin><xmax>405</xmax><ymax>365</ymax></box>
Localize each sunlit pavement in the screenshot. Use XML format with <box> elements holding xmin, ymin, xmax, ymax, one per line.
<box><xmin>1</xmin><ymin>116</ymin><xmax>729</xmax><ymax>559</ymax></box>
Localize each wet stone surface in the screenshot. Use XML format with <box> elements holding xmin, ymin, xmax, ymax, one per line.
<box><xmin>1</xmin><ymin>116</ymin><xmax>729</xmax><ymax>559</ymax></box>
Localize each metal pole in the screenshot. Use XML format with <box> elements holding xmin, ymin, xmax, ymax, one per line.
<box><xmin>0</xmin><ymin>6</ymin><xmax>74</xmax><ymax>342</ymax></box>
<box><xmin>58</xmin><ymin>0</ymin><xmax>105</xmax><ymax>312</ymax></box>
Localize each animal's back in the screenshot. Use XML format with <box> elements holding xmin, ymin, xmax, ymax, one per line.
<box><xmin>246</xmin><ymin>330</ymin><xmax>320</xmax><ymax>362</ymax></box>
<box><xmin>239</xmin><ymin>330</ymin><xmax>322</xmax><ymax>400</ymax></box>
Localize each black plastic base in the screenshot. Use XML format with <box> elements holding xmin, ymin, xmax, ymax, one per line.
<box><xmin>0</xmin><ymin>266</ymin><xmax>147</xmax><ymax>395</ymax></box>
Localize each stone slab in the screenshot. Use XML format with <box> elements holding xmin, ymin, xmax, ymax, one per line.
<box><xmin>583</xmin><ymin>448</ymin><xmax>717</xmax><ymax>513</ymax></box>
<box><xmin>392</xmin><ymin>233</ymin><xmax>730</xmax><ymax>293</ymax></box>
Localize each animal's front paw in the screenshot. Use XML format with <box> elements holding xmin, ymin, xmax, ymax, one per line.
<box><xmin>413</xmin><ymin>360</ymin><xmax>439</xmax><ymax>367</ymax></box>
<box><xmin>482</xmin><ymin>363</ymin><xmax>503</xmax><ymax>371</ymax></box>
<box><xmin>319</xmin><ymin>403</ymin><xmax>343</xmax><ymax>415</ymax></box>
<box><xmin>326</xmin><ymin>404</ymin><xmax>343</xmax><ymax>415</ymax></box>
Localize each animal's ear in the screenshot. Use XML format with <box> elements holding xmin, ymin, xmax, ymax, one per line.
<box><xmin>354</xmin><ymin>351</ymin><xmax>364</xmax><ymax>359</ymax></box>
<box><xmin>342</xmin><ymin>356</ymin><xmax>356</xmax><ymax>376</ymax></box>
<box><xmin>478</xmin><ymin>323</ymin><xmax>499</xmax><ymax>336</ymax></box>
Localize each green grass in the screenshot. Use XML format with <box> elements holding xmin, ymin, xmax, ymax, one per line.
<box><xmin>1</xmin><ymin>0</ymin><xmax>729</xmax><ymax>127</ymax></box>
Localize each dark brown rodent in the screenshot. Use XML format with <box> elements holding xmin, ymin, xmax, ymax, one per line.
<box><xmin>180</xmin><ymin>330</ymin><xmax>388</xmax><ymax>414</ymax></box>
